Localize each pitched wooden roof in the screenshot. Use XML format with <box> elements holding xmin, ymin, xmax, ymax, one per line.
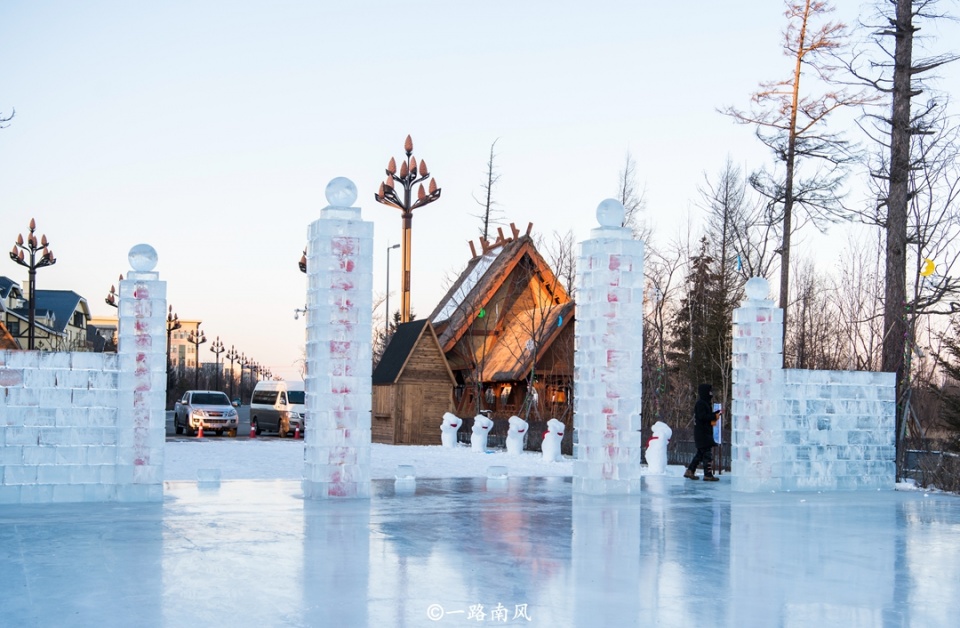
<box><xmin>372</xmin><ymin>319</ymin><xmax>455</xmax><ymax>386</ymax></box>
<box><xmin>429</xmin><ymin>227</ymin><xmax>574</xmax><ymax>383</ymax></box>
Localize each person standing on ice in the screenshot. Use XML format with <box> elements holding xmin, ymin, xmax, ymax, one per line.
<box><xmin>685</xmin><ymin>383</ymin><xmax>720</xmax><ymax>481</ymax></box>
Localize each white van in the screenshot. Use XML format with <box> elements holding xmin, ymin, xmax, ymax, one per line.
<box><xmin>249</xmin><ymin>380</ymin><xmax>305</xmax><ymax>437</ymax></box>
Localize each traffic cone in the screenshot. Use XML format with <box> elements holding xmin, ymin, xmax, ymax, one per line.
<box><xmin>295</xmin><ymin>426</ymin><xmax>301</xmax><ymax>440</ymax></box>
<box><xmin>249</xmin><ymin>423</ymin><xmax>256</xmax><ymax>438</ymax></box>
<box><xmin>197</xmin><ymin>424</ymin><xmax>203</xmax><ymax>439</ymax></box>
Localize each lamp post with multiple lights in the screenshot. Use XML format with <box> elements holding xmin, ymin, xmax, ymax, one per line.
<box><xmin>187</xmin><ymin>327</ymin><xmax>207</xmax><ymax>389</ymax></box>
<box><xmin>210</xmin><ymin>336</ymin><xmax>225</xmax><ymax>391</ymax></box>
<box><xmin>9</xmin><ymin>219</ymin><xmax>57</xmax><ymax>350</ymax></box>
<box><xmin>374</xmin><ymin>135</ymin><xmax>441</xmax><ymax>323</ymax></box>
<box><xmin>225</xmin><ymin>345</ymin><xmax>240</xmax><ymax>401</ymax></box>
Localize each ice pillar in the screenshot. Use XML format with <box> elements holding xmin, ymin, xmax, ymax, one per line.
<box><xmin>116</xmin><ymin>244</ymin><xmax>166</xmax><ymax>502</ymax></box>
<box><xmin>303</xmin><ymin>177</ymin><xmax>374</xmax><ymax>499</ymax></box>
<box><xmin>573</xmin><ymin>199</ymin><xmax>644</xmax><ymax>495</ymax></box>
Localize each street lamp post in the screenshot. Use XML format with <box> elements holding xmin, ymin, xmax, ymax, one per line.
<box><xmin>374</xmin><ymin>135</ymin><xmax>441</xmax><ymax>323</ymax></box>
<box><xmin>9</xmin><ymin>218</ymin><xmax>57</xmax><ymax>350</ymax></box>
<box><xmin>165</xmin><ymin>305</ymin><xmax>181</xmax><ymax>408</ymax></box>
<box><xmin>225</xmin><ymin>345</ymin><xmax>239</xmax><ymax>401</ymax></box>
<box><xmin>210</xmin><ymin>336</ymin><xmax>225</xmax><ymax>391</ymax></box>
<box><xmin>187</xmin><ymin>327</ymin><xmax>207</xmax><ymax>389</ymax></box>
<box><xmin>385</xmin><ymin>243</ymin><xmax>400</xmax><ymax>336</ymax></box>
<box><xmin>165</xmin><ymin>305</ymin><xmax>181</xmax><ymax>374</ymax></box>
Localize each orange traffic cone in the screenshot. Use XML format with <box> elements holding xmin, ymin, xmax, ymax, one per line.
<box><xmin>197</xmin><ymin>424</ymin><xmax>203</xmax><ymax>439</ymax></box>
<box><xmin>295</xmin><ymin>426</ymin><xmax>301</xmax><ymax>440</ymax></box>
<box><xmin>249</xmin><ymin>423</ymin><xmax>256</xmax><ymax>438</ymax></box>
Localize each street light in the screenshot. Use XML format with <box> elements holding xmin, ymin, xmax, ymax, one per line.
<box><xmin>239</xmin><ymin>353</ymin><xmax>248</xmax><ymax>403</ymax></box>
<box><xmin>385</xmin><ymin>243</ymin><xmax>400</xmax><ymax>336</ymax></box>
<box><xmin>225</xmin><ymin>345</ymin><xmax>240</xmax><ymax>401</ymax></box>
<box><xmin>374</xmin><ymin>135</ymin><xmax>441</xmax><ymax>323</ymax></box>
<box><xmin>9</xmin><ymin>218</ymin><xmax>57</xmax><ymax>350</ymax></box>
<box><xmin>165</xmin><ymin>305</ymin><xmax>181</xmax><ymax>373</ymax></box>
<box><xmin>210</xmin><ymin>336</ymin><xmax>225</xmax><ymax>391</ymax></box>
<box><xmin>187</xmin><ymin>327</ymin><xmax>207</xmax><ymax>389</ymax></box>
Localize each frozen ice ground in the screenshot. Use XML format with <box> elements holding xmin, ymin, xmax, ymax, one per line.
<box><xmin>2</xmin><ymin>443</ymin><xmax>960</xmax><ymax>627</ymax></box>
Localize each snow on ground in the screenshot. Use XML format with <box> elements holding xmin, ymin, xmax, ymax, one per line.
<box><xmin>163</xmin><ymin>440</ymin><xmax>578</xmax><ymax>482</ymax></box>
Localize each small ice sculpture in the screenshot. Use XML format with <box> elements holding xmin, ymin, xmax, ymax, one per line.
<box><xmin>471</xmin><ymin>413</ymin><xmax>494</xmax><ymax>453</ymax></box>
<box><xmin>645</xmin><ymin>421</ymin><xmax>672</xmax><ymax>475</ymax></box>
<box><xmin>542</xmin><ymin>418</ymin><xmax>565</xmax><ymax>462</ymax></box>
<box><xmin>506</xmin><ymin>415</ymin><xmax>528</xmax><ymax>456</ymax></box>
<box><xmin>440</xmin><ymin>412</ymin><xmax>462</xmax><ymax>448</ymax></box>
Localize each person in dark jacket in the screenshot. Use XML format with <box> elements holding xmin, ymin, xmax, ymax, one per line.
<box><xmin>685</xmin><ymin>383</ymin><xmax>720</xmax><ymax>481</ymax></box>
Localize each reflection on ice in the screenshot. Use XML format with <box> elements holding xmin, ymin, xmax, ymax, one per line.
<box><xmin>2</xmin><ymin>477</ymin><xmax>960</xmax><ymax>626</ymax></box>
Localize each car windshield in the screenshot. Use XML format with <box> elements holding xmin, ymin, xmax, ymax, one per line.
<box><xmin>193</xmin><ymin>393</ymin><xmax>231</xmax><ymax>405</ymax></box>
<box><xmin>288</xmin><ymin>391</ymin><xmax>305</xmax><ymax>405</ymax></box>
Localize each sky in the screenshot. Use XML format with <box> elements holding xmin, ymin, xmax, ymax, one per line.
<box><xmin>2</xmin><ymin>1</ymin><xmax>958</xmax><ymax>381</ymax></box>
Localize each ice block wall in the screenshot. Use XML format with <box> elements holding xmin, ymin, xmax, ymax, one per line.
<box><xmin>303</xmin><ymin>177</ymin><xmax>374</xmax><ymax>499</ymax></box>
<box><xmin>0</xmin><ymin>244</ymin><xmax>166</xmax><ymax>503</ymax></box>
<box><xmin>573</xmin><ymin>199</ymin><xmax>644</xmax><ymax>495</ymax></box>
<box><xmin>731</xmin><ymin>277</ymin><xmax>896</xmax><ymax>491</ymax></box>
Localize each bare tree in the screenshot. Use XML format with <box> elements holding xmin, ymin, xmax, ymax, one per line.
<box><xmin>538</xmin><ymin>229</ymin><xmax>577</xmax><ymax>298</ymax></box>
<box><xmin>0</xmin><ymin>107</ymin><xmax>13</xmax><ymax>129</ymax></box>
<box><xmin>471</xmin><ymin>139</ymin><xmax>505</xmax><ymax>240</ymax></box>
<box><xmin>617</xmin><ymin>151</ymin><xmax>650</xmax><ymax>241</ymax></box>
<box><xmin>723</xmin><ymin>0</ymin><xmax>870</xmax><ymax>363</ymax></box>
<box><xmin>848</xmin><ymin>0</ymin><xmax>958</xmax><ymax>473</ymax></box>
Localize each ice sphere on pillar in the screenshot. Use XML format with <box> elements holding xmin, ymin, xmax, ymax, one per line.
<box><xmin>596</xmin><ymin>198</ymin><xmax>625</xmax><ymax>228</ymax></box>
<box><xmin>128</xmin><ymin>243</ymin><xmax>158</xmax><ymax>272</ymax></box>
<box><xmin>325</xmin><ymin>177</ymin><xmax>358</xmax><ymax>207</ymax></box>
<box><xmin>542</xmin><ymin>418</ymin><xmax>565</xmax><ymax>462</ymax></box>
<box><xmin>440</xmin><ymin>413</ymin><xmax>462</xmax><ymax>448</ymax></box>
<box><xmin>506</xmin><ymin>415</ymin><xmax>528</xmax><ymax>456</ymax></box>
<box><xmin>471</xmin><ymin>413</ymin><xmax>493</xmax><ymax>453</ymax></box>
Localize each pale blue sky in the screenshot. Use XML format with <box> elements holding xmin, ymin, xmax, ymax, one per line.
<box><xmin>2</xmin><ymin>1</ymin><xmax>956</xmax><ymax>380</ymax></box>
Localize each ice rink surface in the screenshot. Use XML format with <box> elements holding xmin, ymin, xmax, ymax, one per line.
<box><xmin>2</xmin><ymin>475</ymin><xmax>960</xmax><ymax>627</ymax></box>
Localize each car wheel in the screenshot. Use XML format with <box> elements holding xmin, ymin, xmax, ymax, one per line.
<box><xmin>175</xmin><ymin>418</ymin><xmax>183</xmax><ymax>435</ymax></box>
<box><xmin>215</xmin><ymin>429</ymin><xmax>224</xmax><ymax>436</ymax></box>
<box><xmin>186</xmin><ymin>421</ymin><xmax>195</xmax><ymax>437</ymax></box>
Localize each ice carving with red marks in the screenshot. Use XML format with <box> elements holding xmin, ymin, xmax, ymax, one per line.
<box><xmin>332</xmin><ymin>237</ymin><xmax>357</xmax><ymax>255</ymax></box>
<box><xmin>607</xmin><ymin>292</ymin><xmax>619</xmax><ymax>303</ymax></box>
<box><xmin>609</xmin><ymin>256</ymin><xmax>620</xmax><ymax>270</ymax></box>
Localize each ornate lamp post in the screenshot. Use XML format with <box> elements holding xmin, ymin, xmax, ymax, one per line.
<box><xmin>225</xmin><ymin>345</ymin><xmax>240</xmax><ymax>400</ymax></box>
<box><xmin>239</xmin><ymin>353</ymin><xmax>248</xmax><ymax>403</ymax></box>
<box><xmin>210</xmin><ymin>336</ymin><xmax>225</xmax><ymax>391</ymax></box>
<box><xmin>9</xmin><ymin>218</ymin><xmax>57</xmax><ymax>350</ymax></box>
<box><xmin>104</xmin><ymin>275</ymin><xmax>123</xmax><ymax>308</ymax></box>
<box><xmin>165</xmin><ymin>305</ymin><xmax>181</xmax><ymax>372</ymax></box>
<box><xmin>187</xmin><ymin>327</ymin><xmax>207</xmax><ymax>389</ymax></box>
<box><xmin>374</xmin><ymin>135</ymin><xmax>441</xmax><ymax>323</ymax></box>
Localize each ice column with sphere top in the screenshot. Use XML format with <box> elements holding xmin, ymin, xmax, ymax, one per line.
<box><xmin>573</xmin><ymin>198</ymin><xmax>644</xmax><ymax>495</ymax></box>
<box><xmin>116</xmin><ymin>244</ymin><xmax>166</xmax><ymax>501</ymax></box>
<box><xmin>730</xmin><ymin>277</ymin><xmax>784</xmax><ymax>492</ymax></box>
<box><xmin>303</xmin><ymin>177</ymin><xmax>374</xmax><ymax>499</ymax></box>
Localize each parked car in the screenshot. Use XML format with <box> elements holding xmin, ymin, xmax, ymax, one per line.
<box><xmin>174</xmin><ymin>390</ymin><xmax>239</xmax><ymax>437</ymax></box>
<box><xmin>249</xmin><ymin>380</ymin><xmax>305</xmax><ymax>437</ymax></box>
